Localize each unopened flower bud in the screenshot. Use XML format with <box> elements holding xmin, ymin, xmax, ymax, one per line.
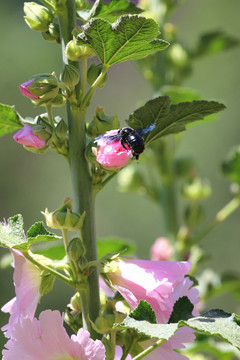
<box><xmin>60</xmin><ymin>64</ymin><xmax>80</xmax><ymax>88</ymax></box>
<box><xmin>42</xmin><ymin>23</ymin><xmax>60</xmax><ymax>43</ymax></box>
<box><xmin>67</xmin><ymin>237</ymin><xmax>85</xmax><ymax>262</ymax></box>
<box><xmin>42</xmin><ymin>198</ymin><xmax>85</xmax><ymax>230</ymax></box>
<box><xmin>69</xmin><ymin>292</ymin><xmax>82</xmax><ymax>312</ymax></box>
<box><xmin>20</xmin><ymin>74</ymin><xmax>59</xmax><ymax>106</ymax></box>
<box><xmin>94</xmin><ymin>311</ymin><xmax>115</xmax><ymax>333</ymax></box>
<box><xmin>24</xmin><ymin>2</ymin><xmax>53</xmax><ymax>32</ymax></box>
<box><xmin>181</xmin><ymin>178</ymin><xmax>211</xmax><ymax>201</ymax></box>
<box><xmin>76</xmin><ymin>0</ymin><xmax>86</xmax><ymax>11</ymax></box>
<box><xmin>87</xmin><ymin>64</ymin><xmax>108</xmax><ymax>88</ymax></box>
<box><xmin>168</xmin><ymin>43</ymin><xmax>188</xmax><ymax>67</ymax></box>
<box><xmin>150</xmin><ymin>237</ymin><xmax>174</xmax><ymax>261</ymax></box>
<box><xmin>65</xmin><ymin>37</ymin><xmax>95</xmax><ymax>61</ymax></box>
<box><xmin>13</xmin><ymin>124</ymin><xmax>46</xmax><ymax>149</ymax></box>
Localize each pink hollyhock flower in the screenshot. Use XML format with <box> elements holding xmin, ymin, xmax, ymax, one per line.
<box><xmin>107</xmin><ymin>258</ymin><xmax>199</xmax><ymax>323</ymax></box>
<box><xmin>13</xmin><ymin>124</ymin><xmax>46</xmax><ymax>148</ymax></box>
<box><xmin>150</xmin><ymin>237</ymin><xmax>174</xmax><ymax>261</ymax></box>
<box><xmin>94</xmin><ymin>130</ymin><xmax>132</xmax><ymax>169</ymax></box>
<box><xmin>1</xmin><ymin>250</ymin><xmax>42</xmax><ymax>338</ymax></box>
<box><xmin>3</xmin><ymin>310</ymin><xmax>105</xmax><ymax>360</ymax></box>
<box><xmin>19</xmin><ymin>79</ymin><xmax>40</xmax><ymax>99</ymax></box>
<box><xmin>2</xmin><ymin>310</ymin><xmax>105</xmax><ymax>360</ymax></box>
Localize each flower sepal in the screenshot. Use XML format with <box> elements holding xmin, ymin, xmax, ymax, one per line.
<box><xmin>24</xmin><ymin>2</ymin><xmax>53</xmax><ymax>32</ymax></box>
<box><xmin>42</xmin><ymin>198</ymin><xmax>86</xmax><ymax>231</ymax></box>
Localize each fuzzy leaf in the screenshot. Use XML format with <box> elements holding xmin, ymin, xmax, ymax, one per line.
<box><xmin>127</xmin><ymin>97</ymin><xmax>226</xmax><ymax>144</ymax></box>
<box><xmin>0</xmin><ymin>214</ymin><xmax>25</xmax><ymax>248</ymax></box>
<box><xmin>168</xmin><ymin>296</ymin><xmax>194</xmax><ymax>323</ymax></box>
<box><xmin>118</xmin><ymin>306</ymin><xmax>240</xmax><ymax>351</ymax></box>
<box><xmin>88</xmin><ymin>0</ymin><xmax>143</xmax><ymax>22</ymax></box>
<box><xmin>130</xmin><ymin>300</ymin><xmax>157</xmax><ymax>324</ymax></box>
<box><xmin>0</xmin><ymin>104</ymin><xmax>22</xmax><ymax>137</ymax></box>
<box><xmin>77</xmin><ymin>15</ymin><xmax>169</xmax><ymax>66</ymax></box>
<box><xmin>24</xmin><ymin>221</ymin><xmax>61</xmax><ymax>249</ymax></box>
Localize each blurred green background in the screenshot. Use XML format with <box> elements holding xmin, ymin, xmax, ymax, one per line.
<box><xmin>0</xmin><ymin>0</ymin><xmax>240</xmax><ymax>351</ymax></box>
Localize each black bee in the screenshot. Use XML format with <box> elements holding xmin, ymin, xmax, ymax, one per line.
<box><xmin>96</xmin><ymin>124</ymin><xmax>155</xmax><ymax>160</ymax></box>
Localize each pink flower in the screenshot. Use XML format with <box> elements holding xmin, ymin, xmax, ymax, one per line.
<box><xmin>19</xmin><ymin>79</ymin><xmax>40</xmax><ymax>99</ymax></box>
<box><xmin>2</xmin><ymin>310</ymin><xmax>105</xmax><ymax>360</ymax></box>
<box><xmin>13</xmin><ymin>124</ymin><xmax>46</xmax><ymax>148</ymax></box>
<box><xmin>150</xmin><ymin>237</ymin><xmax>174</xmax><ymax>261</ymax></box>
<box><xmin>107</xmin><ymin>258</ymin><xmax>199</xmax><ymax>324</ymax></box>
<box><xmin>94</xmin><ymin>130</ymin><xmax>132</xmax><ymax>169</ymax></box>
<box><xmin>1</xmin><ymin>250</ymin><xmax>42</xmax><ymax>338</ymax></box>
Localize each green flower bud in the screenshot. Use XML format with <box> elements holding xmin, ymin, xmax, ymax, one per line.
<box><xmin>222</xmin><ymin>146</ymin><xmax>240</xmax><ymax>185</ymax></box>
<box><xmin>42</xmin><ymin>198</ymin><xmax>85</xmax><ymax>230</ymax></box>
<box><xmin>42</xmin><ymin>23</ymin><xmax>60</xmax><ymax>43</ymax></box>
<box><xmin>76</xmin><ymin>0</ymin><xmax>86</xmax><ymax>11</ymax></box>
<box><xmin>60</xmin><ymin>64</ymin><xmax>80</xmax><ymax>89</ymax></box>
<box><xmin>168</xmin><ymin>43</ymin><xmax>189</xmax><ymax>68</ymax></box>
<box><xmin>67</xmin><ymin>237</ymin><xmax>85</xmax><ymax>262</ymax></box>
<box><xmin>49</xmin><ymin>94</ymin><xmax>66</xmax><ymax>106</ymax></box>
<box><xmin>181</xmin><ymin>178</ymin><xmax>211</xmax><ymax>201</ymax></box>
<box><xmin>87</xmin><ymin>64</ymin><xmax>108</xmax><ymax>88</ymax></box>
<box><xmin>27</xmin><ymin>73</ymin><xmax>60</xmax><ymax>106</ymax></box>
<box><xmin>94</xmin><ymin>312</ymin><xmax>115</xmax><ymax>333</ymax></box>
<box><xmin>24</xmin><ymin>2</ymin><xmax>53</xmax><ymax>32</ymax></box>
<box><xmin>65</xmin><ymin>37</ymin><xmax>95</xmax><ymax>61</ymax></box>
<box><xmin>69</xmin><ymin>292</ymin><xmax>82</xmax><ymax>312</ymax></box>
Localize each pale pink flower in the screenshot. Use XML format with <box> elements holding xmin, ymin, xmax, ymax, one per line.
<box><xmin>19</xmin><ymin>78</ymin><xmax>40</xmax><ymax>99</ymax></box>
<box><xmin>107</xmin><ymin>258</ymin><xmax>199</xmax><ymax>324</ymax></box>
<box><xmin>150</xmin><ymin>237</ymin><xmax>174</xmax><ymax>261</ymax></box>
<box><xmin>94</xmin><ymin>130</ymin><xmax>132</xmax><ymax>169</ymax></box>
<box><xmin>1</xmin><ymin>250</ymin><xmax>42</xmax><ymax>338</ymax></box>
<box><xmin>13</xmin><ymin>124</ymin><xmax>46</xmax><ymax>148</ymax></box>
<box><xmin>114</xmin><ymin>345</ymin><xmax>132</xmax><ymax>360</ymax></box>
<box><xmin>2</xmin><ymin>310</ymin><xmax>105</xmax><ymax>360</ymax></box>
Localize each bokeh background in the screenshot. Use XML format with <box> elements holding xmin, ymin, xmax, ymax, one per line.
<box><xmin>0</xmin><ymin>0</ymin><xmax>239</xmax><ymax>351</ymax></box>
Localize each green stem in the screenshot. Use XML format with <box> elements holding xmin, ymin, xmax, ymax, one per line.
<box><xmin>39</xmin><ymin>0</ymin><xmax>56</xmax><ymax>11</ymax></box>
<box><xmin>79</xmin><ymin>57</ymin><xmax>88</xmax><ymax>103</ymax></box>
<box><xmin>46</xmin><ymin>104</ymin><xmax>55</xmax><ymax>127</ymax></box>
<box><xmin>68</xmin><ymin>107</ymin><xmax>100</xmax><ymax>338</ymax></box>
<box><xmin>192</xmin><ymin>196</ymin><xmax>240</xmax><ymax>244</ymax></box>
<box><xmin>24</xmin><ymin>250</ymin><xmax>73</xmax><ymax>287</ymax></box>
<box><xmin>131</xmin><ymin>339</ymin><xmax>165</xmax><ymax>360</ymax></box>
<box><xmin>82</xmin><ymin>65</ymin><xmax>109</xmax><ymax>108</ymax></box>
<box><xmin>58</xmin><ymin>0</ymin><xmax>100</xmax><ymax>338</ymax></box>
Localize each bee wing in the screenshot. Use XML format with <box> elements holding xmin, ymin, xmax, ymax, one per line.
<box><xmin>136</xmin><ymin>123</ymin><xmax>156</xmax><ymax>136</ymax></box>
<box><xmin>95</xmin><ymin>133</ymin><xmax>121</xmax><ymax>144</ymax></box>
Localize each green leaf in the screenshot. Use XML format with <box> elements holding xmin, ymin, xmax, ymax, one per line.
<box><xmin>24</xmin><ymin>221</ymin><xmax>61</xmax><ymax>249</ymax></box>
<box><xmin>0</xmin><ymin>103</ymin><xmax>23</xmax><ymax>137</ymax></box>
<box><xmin>77</xmin><ymin>15</ymin><xmax>169</xmax><ymax>66</ymax></box>
<box><xmin>127</xmin><ymin>97</ymin><xmax>226</xmax><ymax>144</ymax></box>
<box><xmin>191</xmin><ymin>31</ymin><xmax>240</xmax><ymax>58</ymax></box>
<box><xmin>130</xmin><ymin>300</ymin><xmax>157</xmax><ymax>324</ymax></box>
<box><xmin>182</xmin><ymin>310</ymin><xmax>240</xmax><ymax>351</ymax></box>
<box><xmin>118</xmin><ymin>308</ymin><xmax>240</xmax><ymax>351</ymax></box>
<box><xmin>168</xmin><ymin>296</ymin><xmax>194</xmax><ymax>323</ymax></box>
<box><xmin>117</xmin><ymin>316</ymin><xmax>179</xmax><ymax>340</ymax></box>
<box><xmin>97</xmin><ymin>237</ymin><xmax>136</xmax><ymax>259</ymax></box>
<box><xmin>32</xmin><ymin>243</ymin><xmax>65</xmax><ymax>260</ymax></box>
<box><xmin>87</xmin><ymin>0</ymin><xmax>143</xmax><ymax>22</ymax></box>
<box><xmin>0</xmin><ymin>214</ymin><xmax>26</xmax><ymax>248</ymax></box>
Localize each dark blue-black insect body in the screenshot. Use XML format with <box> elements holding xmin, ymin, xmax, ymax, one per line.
<box><xmin>96</xmin><ymin>124</ymin><xmax>155</xmax><ymax>160</ymax></box>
